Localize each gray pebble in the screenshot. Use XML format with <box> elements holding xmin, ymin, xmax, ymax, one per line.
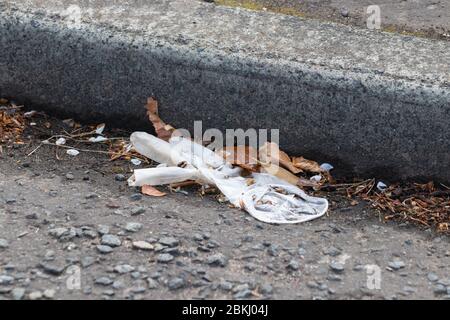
<box><xmin>43</xmin><ymin>289</ymin><xmax>56</xmax><ymax>299</ymax></box>
<box><xmin>29</xmin><ymin>291</ymin><xmax>43</xmax><ymax>300</ymax></box>
<box><xmin>427</xmin><ymin>272</ymin><xmax>439</xmax><ymax>282</ymax></box>
<box><xmin>168</xmin><ymin>277</ymin><xmax>186</xmax><ymax>290</ymax></box>
<box><xmin>434</xmin><ymin>284</ymin><xmax>447</xmax><ymax>295</ymax></box>
<box><xmin>287</xmin><ymin>260</ymin><xmax>300</xmax><ymax>271</ymax></box>
<box><xmin>114</xmin><ymin>264</ymin><xmax>135</xmax><ymax>274</ymax></box>
<box><xmin>81</xmin><ymin>256</ymin><xmax>96</xmax><ymax>268</ymax></box>
<box><xmin>0</xmin><ymin>275</ymin><xmax>14</xmax><ymax>285</ymax></box>
<box><xmin>96</xmin><ymin>245</ymin><xmax>113</xmax><ymax>254</ymax></box>
<box><xmin>40</xmin><ymin>262</ymin><xmax>66</xmax><ymax>275</ymax></box>
<box><xmin>340</xmin><ymin>7</ymin><xmax>349</xmax><ymax>17</ymax></box>
<box><xmin>97</xmin><ymin>225</ymin><xmax>110</xmax><ymax>235</ymax></box>
<box><xmin>157</xmin><ymin>253</ymin><xmax>174</xmax><ymax>263</ymax></box>
<box><xmin>101</xmin><ymin>234</ymin><xmax>121</xmax><ymax>247</ymax></box>
<box><xmin>11</xmin><ymin>287</ymin><xmax>25</xmax><ymax>300</ymax></box>
<box><xmin>0</xmin><ymin>239</ymin><xmax>9</xmax><ymax>249</ymax></box>
<box><xmin>234</xmin><ymin>289</ymin><xmax>252</xmax><ymax>299</ymax></box>
<box><xmin>147</xmin><ymin>278</ymin><xmax>159</xmax><ymax>289</ymax></box>
<box><xmin>260</xmin><ymin>283</ymin><xmax>273</xmax><ymax>295</ymax></box>
<box><xmin>206</xmin><ymin>253</ymin><xmax>228</xmax><ymax>267</ymax></box>
<box><xmin>388</xmin><ymin>260</ymin><xmax>406</xmax><ymax>270</ymax></box>
<box><xmin>323</xmin><ymin>246</ymin><xmax>341</xmax><ymax>257</ymax></box>
<box><xmin>330</xmin><ymin>262</ymin><xmax>345</xmax><ymax>273</ymax></box>
<box><xmin>125</xmin><ymin>222</ymin><xmax>143</xmax><ymax>233</ymax></box>
<box><xmin>130</xmin><ymin>193</ymin><xmax>142</xmax><ymax>201</ymax></box>
<box><xmin>131</xmin><ymin>207</ymin><xmax>146</xmax><ymax>216</ymax></box>
<box><xmin>219</xmin><ymin>280</ymin><xmax>233</xmax><ymax>291</ymax></box>
<box><xmin>114</xmin><ymin>174</ymin><xmax>126</xmax><ymax>181</ymax></box>
<box><xmin>132</xmin><ymin>241</ymin><xmax>154</xmax><ymax>251</ymax></box>
<box><xmin>65</xmin><ymin>173</ymin><xmax>74</xmax><ymax>180</ymax></box>
<box><xmin>95</xmin><ymin>277</ymin><xmax>113</xmax><ymax>286</ymax></box>
<box><xmin>159</xmin><ymin>237</ymin><xmax>179</xmax><ymax>247</ymax></box>
<box><xmin>48</xmin><ymin>227</ymin><xmax>76</xmax><ymax>241</ymax></box>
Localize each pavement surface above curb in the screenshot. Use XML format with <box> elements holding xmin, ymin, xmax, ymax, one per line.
<box><xmin>0</xmin><ymin>0</ymin><xmax>449</xmax><ymax>181</ymax></box>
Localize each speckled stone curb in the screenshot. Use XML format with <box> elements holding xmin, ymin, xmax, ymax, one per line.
<box><xmin>0</xmin><ymin>0</ymin><xmax>449</xmax><ymax>181</ymax></box>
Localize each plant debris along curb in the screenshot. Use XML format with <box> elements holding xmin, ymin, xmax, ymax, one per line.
<box><xmin>1</xmin><ymin>0</ymin><xmax>449</xmax><ymax>182</ymax></box>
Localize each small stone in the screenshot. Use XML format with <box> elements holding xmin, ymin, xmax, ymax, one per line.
<box><xmin>85</xmin><ymin>193</ymin><xmax>98</xmax><ymax>199</ymax></box>
<box><xmin>25</xmin><ymin>212</ymin><xmax>39</xmax><ymax>219</ymax></box>
<box><xmin>95</xmin><ymin>277</ymin><xmax>113</xmax><ymax>286</ymax></box>
<box><xmin>131</xmin><ymin>281</ymin><xmax>147</xmax><ymax>293</ymax></box>
<box><xmin>40</xmin><ymin>262</ymin><xmax>66</xmax><ymax>275</ymax></box>
<box><xmin>340</xmin><ymin>7</ymin><xmax>349</xmax><ymax>17</ymax></box>
<box><xmin>434</xmin><ymin>284</ymin><xmax>447</xmax><ymax>295</ymax></box>
<box><xmin>48</xmin><ymin>227</ymin><xmax>76</xmax><ymax>241</ymax></box>
<box><xmin>388</xmin><ymin>260</ymin><xmax>406</xmax><ymax>270</ymax></box>
<box><xmin>114</xmin><ymin>264</ymin><xmax>135</xmax><ymax>274</ymax></box>
<box><xmin>147</xmin><ymin>278</ymin><xmax>159</xmax><ymax>289</ymax></box>
<box><xmin>219</xmin><ymin>280</ymin><xmax>233</xmax><ymax>291</ymax></box>
<box><xmin>102</xmin><ymin>289</ymin><xmax>115</xmax><ymax>296</ymax></box>
<box><xmin>125</xmin><ymin>222</ymin><xmax>143</xmax><ymax>233</ymax></box>
<box><xmin>65</xmin><ymin>173</ymin><xmax>74</xmax><ymax>180</ymax></box>
<box><xmin>114</xmin><ymin>174</ymin><xmax>126</xmax><ymax>182</ymax></box>
<box><xmin>402</xmin><ymin>286</ymin><xmax>416</xmax><ymax>294</ymax></box>
<box><xmin>260</xmin><ymin>283</ymin><xmax>273</xmax><ymax>295</ymax></box>
<box><xmin>29</xmin><ymin>291</ymin><xmax>43</xmax><ymax>300</ymax></box>
<box><xmin>11</xmin><ymin>287</ymin><xmax>25</xmax><ymax>300</ymax></box>
<box><xmin>193</xmin><ymin>233</ymin><xmax>203</xmax><ymax>242</ymax></box>
<box><xmin>287</xmin><ymin>260</ymin><xmax>300</xmax><ymax>271</ymax></box>
<box><xmin>131</xmin><ymin>207</ymin><xmax>146</xmax><ymax>216</ymax></box>
<box><xmin>206</xmin><ymin>253</ymin><xmax>228</xmax><ymax>267</ymax></box>
<box><xmin>330</xmin><ymin>262</ymin><xmax>345</xmax><ymax>273</ymax></box>
<box><xmin>159</xmin><ymin>237</ymin><xmax>179</xmax><ymax>247</ymax></box>
<box><xmin>132</xmin><ymin>241</ymin><xmax>154</xmax><ymax>251</ymax></box>
<box><xmin>81</xmin><ymin>256</ymin><xmax>96</xmax><ymax>268</ymax></box>
<box><xmin>43</xmin><ymin>289</ymin><xmax>56</xmax><ymax>299</ymax></box>
<box><xmin>130</xmin><ymin>193</ymin><xmax>142</xmax><ymax>201</ymax></box>
<box><xmin>233</xmin><ymin>284</ymin><xmax>249</xmax><ymax>293</ymax></box>
<box><xmin>101</xmin><ymin>234</ymin><xmax>121</xmax><ymax>247</ymax></box>
<box><xmin>0</xmin><ymin>239</ymin><xmax>9</xmax><ymax>249</ymax></box>
<box><xmin>96</xmin><ymin>245</ymin><xmax>113</xmax><ymax>254</ymax></box>
<box><xmin>323</xmin><ymin>246</ymin><xmax>341</xmax><ymax>257</ymax></box>
<box><xmin>327</xmin><ymin>274</ymin><xmax>342</xmax><ymax>282</ymax></box>
<box><xmin>267</xmin><ymin>244</ymin><xmax>279</xmax><ymax>257</ymax></box>
<box><xmin>168</xmin><ymin>277</ymin><xmax>186</xmax><ymax>290</ymax></box>
<box><xmin>427</xmin><ymin>272</ymin><xmax>439</xmax><ymax>282</ymax></box>
<box><xmin>97</xmin><ymin>225</ymin><xmax>110</xmax><ymax>235</ymax></box>
<box><xmin>112</xmin><ymin>280</ymin><xmax>124</xmax><ymax>289</ymax></box>
<box><xmin>157</xmin><ymin>253</ymin><xmax>174</xmax><ymax>263</ymax></box>
<box><xmin>0</xmin><ymin>275</ymin><xmax>14</xmax><ymax>285</ymax></box>
<box><xmin>81</xmin><ymin>229</ymin><xmax>97</xmax><ymax>239</ymax></box>
<box><xmin>234</xmin><ymin>289</ymin><xmax>252</xmax><ymax>299</ymax></box>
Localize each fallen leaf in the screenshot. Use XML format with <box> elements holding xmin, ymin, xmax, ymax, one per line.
<box><xmin>142</xmin><ymin>184</ymin><xmax>166</xmax><ymax>197</ymax></box>
<box><xmin>146</xmin><ymin>97</ymin><xmax>175</xmax><ymax>141</ymax></box>
<box><xmin>259</xmin><ymin>142</ymin><xmax>302</xmax><ymax>174</ymax></box>
<box><xmin>217</xmin><ymin>145</ymin><xmax>259</xmax><ymax>172</ymax></box>
<box><xmin>260</xmin><ymin>162</ymin><xmax>299</xmax><ymax>186</ymax></box>
<box><xmin>292</xmin><ymin>156</ymin><xmax>323</xmax><ymax>173</ymax></box>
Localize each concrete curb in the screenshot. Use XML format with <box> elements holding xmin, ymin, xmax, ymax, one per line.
<box><xmin>1</xmin><ymin>0</ymin><xmax>449</xmax><ymax>181</ymax></box>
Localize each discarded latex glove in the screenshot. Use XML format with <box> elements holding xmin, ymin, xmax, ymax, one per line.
<box><xmin>128</xmin><ymin>132</ymin><xmax>328</xmax><ymax>224</ymax></box>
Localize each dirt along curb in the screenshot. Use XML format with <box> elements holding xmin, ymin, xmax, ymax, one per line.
<box><xmin>0</xmin><ymin>0</ymin><xmax>449</xmax><ymax>182</ymax></box>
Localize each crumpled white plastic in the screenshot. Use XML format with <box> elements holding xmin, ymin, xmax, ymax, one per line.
<box><xmin>128</xmin><ymin>132</ymin><xmax>328</xmax><ymax>224</ymax></box>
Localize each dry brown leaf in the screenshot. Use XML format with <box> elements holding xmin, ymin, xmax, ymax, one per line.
<box><xmin>146</xmin><ymin>97</ymin><xmax>175</xmax><ymax>141</ymax></box>
<box><xmin>141</xmin><ymin>184</ymin><xmax>166</xmax><ymax>197</ymax></box>
<box><xmin>259</xmin><ymin>142</ymin><xmax>302</xmax><ymax>174</ymax></box>
<box><xmin>217</xmin><ymin>145</ymin><xmax>259</xmax><ymax>172</ymax></box>
<box><xmin>260</xmin><ymin>162</ymin><xmax>299</xmax><ymax>186</ymax></box>
<box><xmin>292</xmin><ymin>156</ymin><xmax>323</xmax><ymax>173</ymax></box>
